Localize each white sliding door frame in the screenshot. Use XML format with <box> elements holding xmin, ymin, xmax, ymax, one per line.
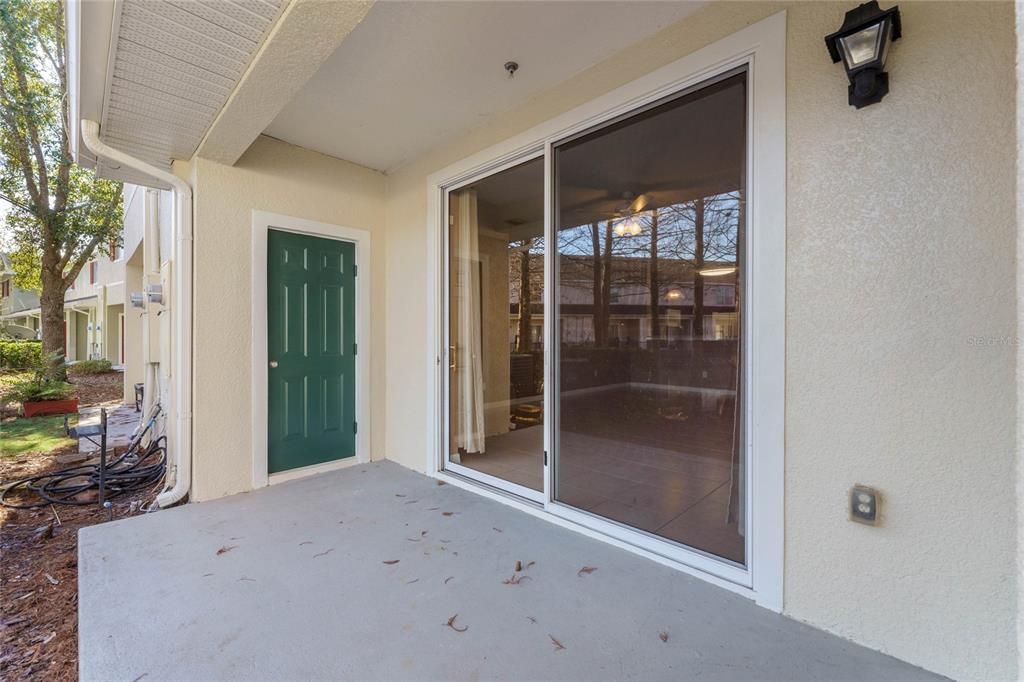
<box><xmin>426</xmin><ymin>11</ymin><xmax>785</xmax><ymax>609</ymax></box>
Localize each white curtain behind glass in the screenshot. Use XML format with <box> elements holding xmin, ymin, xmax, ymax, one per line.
<box><xmin>452</xmin><ymin>189</ymin><xmax>486</xmax><ymax>454</ymax></box>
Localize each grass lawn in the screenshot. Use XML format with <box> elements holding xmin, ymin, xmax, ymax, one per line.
<box><xmin>0</xmin><ymin>414</ymin><xmax>77</xmax><ymax>457</ymax></box>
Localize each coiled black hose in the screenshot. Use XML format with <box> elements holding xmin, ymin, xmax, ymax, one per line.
<box><xmin>1</xmin><ymin>407</ymin><xmax>167</xmax><ymax>509</ymax></box>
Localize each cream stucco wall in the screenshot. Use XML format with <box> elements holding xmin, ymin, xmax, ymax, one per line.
<box><xmin>381</xmin><ymin>3</ymin><xmax>1017</xmax><ymax>680</ymax></box>
<box><xmin>190</xmin><ymin>135</ymin><xmax>386</xmax><ymax>501</ymax></box>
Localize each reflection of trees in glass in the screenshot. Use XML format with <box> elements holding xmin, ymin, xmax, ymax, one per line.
<box><xmin>509</xmin><ymin>237</ymin><xmax>544</xmax><ymax>352</ymax></box>
<box><xmin>557</xmin><ymin>191</ymin><xmax>741</xmax><ymax>347</ymax></box>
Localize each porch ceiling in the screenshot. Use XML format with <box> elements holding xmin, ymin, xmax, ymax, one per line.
<box><xmin>264</xmin><ymin>1</ymin><xmax>708</xmax><ymax>173</ymax></box>
<box><xmin>78</xmin><ymin>462</ymin><xmax>941</xmax><ymax>680</ymax></box>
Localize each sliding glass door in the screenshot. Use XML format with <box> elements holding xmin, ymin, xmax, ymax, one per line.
<box><xmin>442</xmin><ymin>69</ymin><xmax>748</xmax><ymax>567</ymax></box>
<box><xmin>553</xmin><ymin>71</ymin><xmax>747</xmax><ymax>566</ymax></box>
<box><xmin>444</xmin><ymin>157</ymin><xmax>546</xmax><ymax>501</ymax></box>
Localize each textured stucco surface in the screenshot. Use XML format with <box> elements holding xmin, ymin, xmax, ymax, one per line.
<box><xmin>381</xmin><ymin>2</ymin><xmax>1018</xmax><ymax>679</ymax></box>
<box><xmin>190</xmin><ymin>135</ymin><xmax>385</xmax><ymax>502</ymax></box>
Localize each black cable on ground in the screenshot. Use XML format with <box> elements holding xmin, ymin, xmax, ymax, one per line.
<box><xmin>0</xmin><ymin>437</ymin><xmax>166</xmax><ymax>509</ymax></box>
<box><xmin>1</xmin><ymin>405</ymin><xmax>167</xmax><ymax>509</ymax></box>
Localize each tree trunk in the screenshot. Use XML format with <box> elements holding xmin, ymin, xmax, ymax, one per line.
<box><xmin>649</xmin><ymin>210</ymin><xmax>660</xmax><ymax>345</ymax></box>
<box><xmin>589</xmin><ymin>223</ymin><xmax>604</xmax><ymax>347</ymax></box>
<box><xmin>516</xmin><ymin>241</ymin><xmax>533</xmax><ymax>353</ymax></box>
<box><xmin>693</xmin><ymin>198</ymin><xmax>705</xmax><ymax>340</ymax></box>
<box><xmin>38</xmin><ymin>263</ymin><xmax>67</xmax><ymax>378</ymax></box>
<box><xmin>600</xmin><ymin>221</ymin><xmax>614</xmax><ymax>346</ymax></box>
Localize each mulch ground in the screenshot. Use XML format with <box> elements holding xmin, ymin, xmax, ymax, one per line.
<box><xmin>0</xmin><ymin>370</ymin><xmax>157</xmax><ymax>680</ymax></box>
<box><xmin>0</xmin><ymin>450</ymin><xmax>159</xmax><ymax>680</ymax></box>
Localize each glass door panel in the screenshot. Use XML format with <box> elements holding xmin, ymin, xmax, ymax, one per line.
<box><xmin>446</xmin><ymin>157</ymin><xmax>545</xmax><ymax>496</ymax></box>
<box><xmin>553</xmin><ymin>72</ymin><xmax>747</xmax><ymax>564</ymax></box>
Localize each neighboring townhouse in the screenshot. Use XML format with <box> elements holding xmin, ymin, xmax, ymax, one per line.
<box><xmin>0</xmin><ymin>253</ymin><xmax>41</xmax><ymax>339</ymax></box>
<box><xmin>61</xmin><ymin>243</ymin><xmax>125</xmax><ymax>365</ymax></box>
<box><xmin>64</xmin><ymin>1</ymin><xmax>1021</xmax><ymax>679</ymax></box>
<box><xmin>1</xmin><ymin>246</ymin><xmax>126</xmax><ymax>366</ymax></box>
<box><xmin>119</xmin><ymin>183</ymin><xmax>174</xmax><ymax>430</ymax></box>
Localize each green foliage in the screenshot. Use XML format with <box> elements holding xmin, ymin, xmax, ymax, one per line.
<box><xmin>0</xmin><ymin>0</ymin><xmax>123</xmax><ymax>355</ymax></box>
<box><xmin>7</xmin><ymin>374</ymin><xmax>73</xmax><ymax>403</ymax></box>
<box><xmin>0</xmin><ymin>338</ymin><xmax>42</xmax><ymax>369</ymax></box>
<box><xmin>68</xmin><ymin>358</ymin><xmax>112</xmax><ymax>374</ymax></box>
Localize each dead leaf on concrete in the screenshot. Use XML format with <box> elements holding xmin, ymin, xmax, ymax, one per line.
<box><xmin>437</xmin><ymin>480</ymin><xmax>447</xmax><ymax>486</ymax></box>
<box><xmin>298</xmin><ymin>541</ymin><xmax>312</xmax><ymax>546</ymax></box>
<box><xmin>515</xmin><ymin>560</ymin><xmax>522</xmax><ymax>572</ymax></box>
<box><xmin>444</xmin><ymin>576</ymin><xmax>454</xmax><ymax>584</ymax></box>
<box><xmin>659</xmin><ymin>631</ymin><xmax>669</xmax><ymax>643</ymax></box>
<box><xmin>237</xmin><ymin>577</ymin><xmax>256</xmax><ymax>582</ymax></box>
<box><xmin>492</xmin><ymin>527</ymin><xmax>503</xmax><ymax>533</ymax></box>
<box><xmin>549</xmin><ymin>635</ymin><xmax>566</xmax><ymax>651</ymax></box>
<box><xmin>527</xmin><ymin>616</ymin><xmax>537</xmax><ymax>624</ymax></box>
<box><xmin>216</xmin><ymin>545</ymin><xmax>236</xmax><ymax>556</ymax></box>
<box><xmin>502</xmin><ymin>574</ymin><xmax>531</xmax><ymax>586</ymax></box>
<box><xmin>395</xmin><ymin>494</ymin><xmax>406</xmax><ymax>498</ymax></box>
<box><xmin>383</xmin><ymin>559</ymin><xmax>400</xmax><ymax>565</ymax></box>
<box><xmin>441</xmin><ymin>512</ymin><xmax>455</xmax><ymax>517</ymax></box>
<box><xmin>313</xmin><ymin>548</ymin><xmax>335</xmax><ymax>558</ymax></box>
<box><xmin>405</xmin><ymin>578</ymin><xmax>420</xmax><ymax>584</ymax></box>
<box><xmin>445</xmin><ymin>614</ymin><xmax>467</xmax><ymax>632</ymax></box>
<box><xmin>577</xmin><ymin>566</ymin><xmax>597</xmax><ymax>576</ymax></box>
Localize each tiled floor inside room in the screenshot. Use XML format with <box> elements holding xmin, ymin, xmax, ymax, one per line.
<box><xmin>457</xmin><ymin>384</ymin><xmax>744</xmax><ymax>563</ymax></box>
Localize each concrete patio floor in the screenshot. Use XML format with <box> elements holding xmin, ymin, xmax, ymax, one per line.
<box><xmin>79</xmin><ymin>461</ymin><xmax>941</xmax><ymax>681</ymax></box>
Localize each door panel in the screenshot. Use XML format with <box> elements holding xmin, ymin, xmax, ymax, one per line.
<box><xmin>268</xmin><ymin>229</ymin><xmax>356</xmax><ymax>474</ymax></box>
<box><xmin>444</xmin><ymin>156</ymin><xmax>546</xmax><ymax>497</ymax></box>
<box><xmin>553</xmin><ymin>71</ymin><xmax>747</xmax><ymax>565</ymax></box>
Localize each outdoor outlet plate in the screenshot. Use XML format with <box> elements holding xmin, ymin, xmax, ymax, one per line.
<box><xmin>850</xmin><ymin>485</ymin><xmax>880</xmax><ymax>525</ymax></box>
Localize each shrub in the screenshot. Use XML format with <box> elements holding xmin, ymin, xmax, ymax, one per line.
<box><xmin>69</xmin><ymin>359</ymin><xmax>113</xmax><ymax>374</ymax></box>
<box><xmin>8</xmin><ymin>377</ymin><xmax>75</xmax><ymax>403</ymax></box>
<box><xmin>0</xmin><ymin>339</ymin><xmax>42</xmax><ymax>370</ymax></box>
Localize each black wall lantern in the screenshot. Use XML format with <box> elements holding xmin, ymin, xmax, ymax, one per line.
<box><xmin>825</xmin><ymin>1</ymin><xmax>902</xmax><ymax>108</ymax></box>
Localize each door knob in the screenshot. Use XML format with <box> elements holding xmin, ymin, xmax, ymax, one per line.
<box><xmin>269</xmin><ymin>360</ymin><xmax>279</xmax><ymax>368</ymax></box>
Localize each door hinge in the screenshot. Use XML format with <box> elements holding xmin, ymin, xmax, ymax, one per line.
<box><xmin>353</xmin><ymin>264</ymin><xmax>358</xmax><ymax>276</ymax></box>
<box><xmin>353</xmin><ymin>421</ymin><xmax>358</xmax><ymax>434</ymax></box>
<box><xmin>544</xmin><ymin>450</ymin><xmax>548</xmax><ymax>466</ymax></box>
<box><xmin>353</xmin><ymin>342</ymin><xmax>358</xmax><ymax>355</ymax></box>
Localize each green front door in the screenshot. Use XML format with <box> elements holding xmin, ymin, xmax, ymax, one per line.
<box><xmin>267</xmin><ymin>229</ymin><xmax>356</xmax><ymax>473</ymax></box>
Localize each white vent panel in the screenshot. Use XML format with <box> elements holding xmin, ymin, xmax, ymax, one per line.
<box><xmin>95</xmin><ymin>0</ymin><xmax>286</xmax><ymax>184</ymax></box>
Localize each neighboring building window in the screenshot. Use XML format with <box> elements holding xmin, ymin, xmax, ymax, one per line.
<box><xmin>89</xmin><ymin>261</ymin><xmax>98</xmax><ymax>285</ymax></box>
<box><xmin>110</xmin><ymin>240</ymin><xmax>123</xmax><ymax>261</ymax></box>
<box><xmin>1</xmin><ymin>280</ymin><xmax>9</xmax><ymax>297</ymax></box>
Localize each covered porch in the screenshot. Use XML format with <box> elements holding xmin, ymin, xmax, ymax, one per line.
<box><xmin>79</xmin><ymin>462</ymin><xmax>939</xmax><ymax>681</ymax></box>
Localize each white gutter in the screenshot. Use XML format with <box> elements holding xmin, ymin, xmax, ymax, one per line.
<box><xmin>80</xmin><ymin>119</ymin><xmax>193</xmax><ymax>508</ymax></box>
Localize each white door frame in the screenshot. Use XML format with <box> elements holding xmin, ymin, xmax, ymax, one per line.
<box><xmin>251</xmin><ymin>210</ymin><xmax>372</xmax><ymax>488</ymax></box>
<box><xmin>426</xmin><ymin>12</ymin><xmax>785</xmax><ymax>610</ymax></box>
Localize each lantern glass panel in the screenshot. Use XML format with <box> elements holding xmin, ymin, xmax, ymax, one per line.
<box><xmin>839</xmin><ymin>21</ymin><xmax>883</xmax><ymax>68</ymax></box>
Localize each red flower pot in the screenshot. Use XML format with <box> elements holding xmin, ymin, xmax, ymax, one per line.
<box><xmin>23</xmin><ymin>398</ymin><xmax>78</xmax><ymax>418</ymax></box>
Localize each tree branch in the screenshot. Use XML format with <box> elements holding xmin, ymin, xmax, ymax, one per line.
<box><xmin>62</xmin><ymin>233</ymin><xmax>103</xmax><ymax>289</ymax></box>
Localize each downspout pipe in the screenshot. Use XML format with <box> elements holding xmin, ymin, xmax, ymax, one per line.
<box><xmin>80</xmin><ymin>120</ymin><xmax>193</xmax><ymax>508</ymax></box>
